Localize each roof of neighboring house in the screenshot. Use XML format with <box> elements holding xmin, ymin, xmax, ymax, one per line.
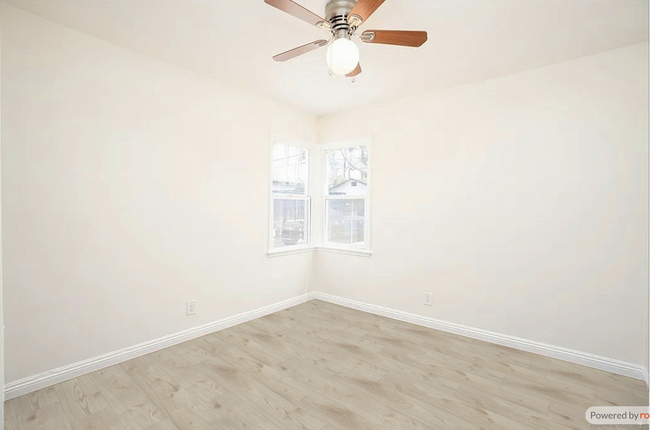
<box><xmin>329</xmin><ymin>179</ymin><xmax>367</xmax><ymax>195</ymax></box>
<box><xmin>273</xmin><ymin>180</ymin><xmax>305</xmax><ymax>194</ymax></box>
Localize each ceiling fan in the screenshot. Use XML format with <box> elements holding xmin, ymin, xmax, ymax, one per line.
<box><xmin>264</xmin><ymin>0</ymin><xmax>427</xmax><ymax>78</ymax></box>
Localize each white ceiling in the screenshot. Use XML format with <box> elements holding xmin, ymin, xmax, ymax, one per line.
<box><xmin>6</xmin><ymin>0</ymin><xmax>649</xmax><ymax>115</ymax></box>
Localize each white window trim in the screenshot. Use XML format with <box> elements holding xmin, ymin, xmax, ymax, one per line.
<box><xmin>267</xmin><ymin>136</ymin><xmax>316</xmax><ymax>256</ymax></box>
<box><xmin>267</xmin><ymin>246</ymin><xmax>314</xmax><ymax>257</ymax></box>
<box><xmin>321</xmin><ymin>136</ymin><xmax>372</xmax><ymax>253</ymax></box>
<box><xmin>315</xmin><ymin>246</ymin><xmax>372</xmax><ymax>257</ymax></box>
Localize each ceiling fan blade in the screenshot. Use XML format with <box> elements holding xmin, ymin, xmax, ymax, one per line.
<box><xmin>348</xmin><ymin>0</ymin><xmax>385</xmax><ymax>26</ymax></box>
<box><xmin>265</xmin><ymin>0</ymin><xmax>329</xmax><ymax>28</ymax></box>
<box><xmin>346</xmin><ymin>63</ymin><xmax>362</xmax><ymax>77</ymax></box>
<box><xmin>273</xmin><ymin>40</ymin><xmax>328</xmax><ymax>62</ymax></box>
<box><xmin>361</xmin><ymin>30</ymin><xmax>427</xmax><ymax>47</ymax></box>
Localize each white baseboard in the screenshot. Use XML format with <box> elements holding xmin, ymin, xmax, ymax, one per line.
<box><xmin>643</xmin><ymin>367</ymin><xmax>649</xmax><ymax>389</ymax></box>
<box><xmin>4</xmin><ymin>294</ymin><xmax>309</xmax><ymax>400</ymax></box>
<box><xmin>5</xmin><ymin>291</ymin><xmax>646</xmax><ymax>400</ymax></box>
<box><xmin>311</xmin><ymin>292</ymin><xmax>647</xmax><ymax>381</ymax></box>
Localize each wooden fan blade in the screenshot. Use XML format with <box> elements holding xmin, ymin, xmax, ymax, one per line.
<box><xmin>265</xmin><ymin>0</ymin><xmax>328</xmax><ymax>27</ymax></box>
<box><xmin>346</xmin><ymin>63</ymin><xmax>362</xmax><ymax>77</ymax></box>
<box><xmin>273</xmin><ymin>40</ymin><xmax>328</xmax><ymax>62</ymax></box>
<box><xmin>348</xmin><ymin>0</ymin><xmax>385</xmax><ymax>25</ymax></box>
<box><xmin>361</xmin><ymin>30</ymin><xmax>427</xmax><ymax>47</ymax></box>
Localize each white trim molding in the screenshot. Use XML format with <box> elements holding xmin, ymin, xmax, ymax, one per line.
<box><xmin>266</xmin><ymin>246</ymin><xmax>373</xmax><ymax>258</ymax></box>
<box><xmin>316</xmin><ymin>246</ymin><xmax>372</xmax><ymax>257</ymax></box>
<box><xmin>311</xmin><ymin>292</ymin><xmax>647</xmax><ymax>381</ymax></box>
<box><xmin>6</xmin><ymin>291</ymin><xmax>646</xmax><ymax>400</ymax></box>
<box><xmin>643</xmin><ymin>367</ymin><xmax>649</xmax><ymax>389</ymax></box>
<box><xmin>266</xmin><ymin>246</ymin><xmax>315</xmax><ymax>258</ymax></box>
<box><xmin>4</xmin><ymin>294</ymin><xmax>310</xmax><ymax>400</ymax></box>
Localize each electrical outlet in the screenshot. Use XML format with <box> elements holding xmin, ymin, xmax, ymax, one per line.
<box><xmin>187</xmin><ymin>300</ymin><xmax>196</xmax><ymax>315</ymax></box>
<box><xmin>424</xmin><ymin>292</ymin><xmax>433</xmax><ymax>306</ymax></box>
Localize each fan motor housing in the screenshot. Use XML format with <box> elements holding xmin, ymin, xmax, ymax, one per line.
<box><xmin>325</xmin><ymin>0</ymin><xmax>356</xmax><ymax>34</ymax></box>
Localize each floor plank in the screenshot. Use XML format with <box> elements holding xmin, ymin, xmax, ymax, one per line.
<box><xmin>296</xmin><ymin>392</ymin><xmax>381</xmax><ymax>430</ymax></box>
<box><xmin>204</xmin><ymin>392</ymin><xmax>281</xmax><ymax>430</ymax></box>
<box><xmin>68</xmin><ymin>408</ymin><xmax>126</xmax><ymax>430</ymax></box>
<box><xmin>164</xmin><ymin>404</ymin><xmax>224</xmax><ymax>430</ymax></box>
<box><xmin>90</xmin><ymin>365</ymin><xmax>166</xmax><ymax>430</ymax></box>
<box><xmin>276</xmin><ymin>359</ymin><xmax>438</xmax><ymax>430</ymax></box>
<box><xmin>3</xmin><ymin>398</ymin><xmax>20</xmax><ymax>430</ymax></box>
<box><xmin>16</xmin><ymin>402</ymin><xmax>72</xmax><ymax>430</ymax></box>
<box><xmin>53</xmin><ymin>374</ymin><xmax>110</xmax><ymax>423</ymax></box>
<box><xmin>12</xmin><ymin>386</ymin><xmax>60</xmax><ymax>417</ymax></box>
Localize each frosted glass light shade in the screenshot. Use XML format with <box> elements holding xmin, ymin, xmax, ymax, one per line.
<box><xmin>326</xmin><ymin>38</ymin><xmax>360</xmax><ymax>76</ymax></box>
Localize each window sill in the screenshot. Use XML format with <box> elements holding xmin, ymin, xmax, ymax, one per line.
<box><xmin>315</xmin><ymin>246</ymin><xmax>373</xmax><ymax>257</ymax></box>
<box><xmin>266</xmin><ymin>246</ymin><xmax>315</xmax><ymax>258</ymax></box>
<box><xmin>266</xmin><ymin>246</ymin><xmax>372</xmax><ymax>258</ymax></box>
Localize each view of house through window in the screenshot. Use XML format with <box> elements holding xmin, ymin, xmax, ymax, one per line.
<box><xmin>325</xmin><ymin>144</ymin><xmax>369</xmax><ymax>248</ymax></box>
<box><xmin>271</xmin><ymin>144</ymin><xmax>310</xmax><ymax>249</ymax></box>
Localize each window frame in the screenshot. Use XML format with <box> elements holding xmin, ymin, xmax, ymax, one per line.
<box><xmin>268</xmin><ymin>137</ymin><xmax>314</xmax><ymax>256</ymax></box>
<box><xmin>321</xmin><ymin>137</ymin><xmax>372</xmax><ymax>253</ymax></box>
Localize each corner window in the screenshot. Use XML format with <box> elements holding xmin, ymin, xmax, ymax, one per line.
<box><xmin>270</xmin><ymin>143</ymin><xmax>310</xmax><ymax>250</ymax></box>
<box><xmin>324</xmin><ymin>142</ymin><xmax>370</xmax><ymax>249</ymax></box>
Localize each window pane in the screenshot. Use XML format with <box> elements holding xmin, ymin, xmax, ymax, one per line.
<box><xmin>326</xmin><ymin>146</ymin><xmax>368</xmax><ymax>196</ymax></box>
<box><xmin>327</xmin><ymin>199</ymin><xmax>365</xmax><ymax>246</ymax></box>
<box><xmin>273</xmin><ymin>145</ymin><xmax>308</xmax><ymax>195</ymax></box>
<box><xmin>273</xmin><ymin>199</ymin><xmax>308</xmax><ymax>248</ymax></box>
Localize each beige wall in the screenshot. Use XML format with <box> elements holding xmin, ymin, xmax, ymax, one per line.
<box><xmin>1</xmin><ymin>4</ymin><xmax>316</xmax><ymax>383</ymax></box>
<box><xmin>2</xmin><ymin>3</ymin><xmax>648</xmax><ymax>387</ymax></box>
<box><xmin>314</xmin><ymin>42</ymin><xmax>649</xmax><ymax>366</ymax></box>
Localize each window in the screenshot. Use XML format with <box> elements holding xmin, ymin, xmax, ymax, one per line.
<box><xmin>270</xmin><ymin>143</ymin><xmax>310</xmax><ymax>250</ymax></box>
<box><xmin>324</xmin><ymin>142</ymin><xmax>370</xmax><ymax>250</ymax></box>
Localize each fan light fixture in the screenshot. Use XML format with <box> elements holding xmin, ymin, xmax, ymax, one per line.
<box><xmin>265</xmin><ymin>0</ymin><xmax>428</xmax><ymax>78</ymax></box>
<box><xmin>326</xmin><ymin>37</ymin><xmax>359</xmax><ymax>76</ymax></box>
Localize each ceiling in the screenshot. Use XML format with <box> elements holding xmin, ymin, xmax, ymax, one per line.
<box><xmin>5</xmin><ymin>0</ymin><xmax>649</xmax><ymax>115</ymax></box>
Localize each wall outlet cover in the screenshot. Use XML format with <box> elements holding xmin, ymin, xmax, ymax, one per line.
<box><xmin>424</xmin><ymin>293</ymin><xmax>433</xmax><ymax>306</ymax></box>
<box><xmin>187</xmin><ymin>300</ymin><xmax>196</xmax><ymax>315</ymax></box>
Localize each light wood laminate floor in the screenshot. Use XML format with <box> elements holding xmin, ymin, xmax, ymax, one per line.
<box><xmin>4</xmin><ymin>300</ymin><xmax>648</xmax><ymax>430</ymax></box>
